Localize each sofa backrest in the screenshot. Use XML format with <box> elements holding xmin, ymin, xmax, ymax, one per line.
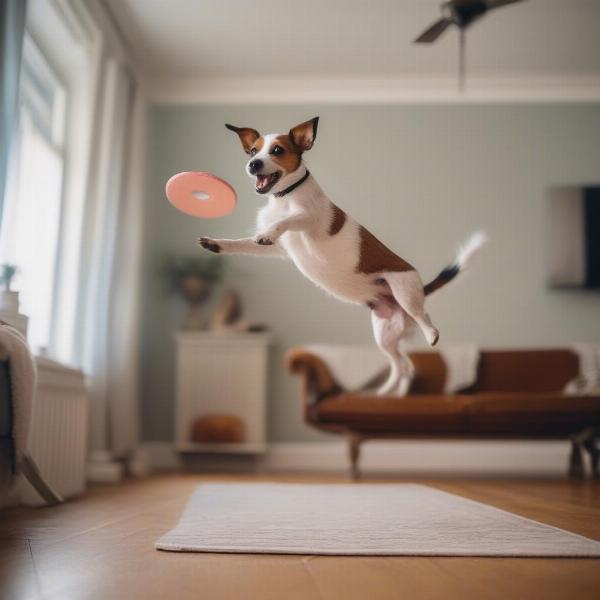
<box><xmin>473</xmin><ymin>350</ymin><xmax>579</xmax><ymax>393</ymax></box>
<box><xmin>409</xmin><ymin>352</ymin><xmax>446</xmax><ymax>394</ymax></box>
<box><xmin>408</xmin><ymin>349</ymin><xmax>579</xmax><ymax>394</ymax></box>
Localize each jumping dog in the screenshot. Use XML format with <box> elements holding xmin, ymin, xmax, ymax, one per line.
<box><xmin>199</xmin><ymin>117</ymin><xmax>485</xmax><ymax>395</ymax></box>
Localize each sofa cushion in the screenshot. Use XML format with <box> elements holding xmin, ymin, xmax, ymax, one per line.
<box><xmin>312</xmin><ymin>390</ymin><xmax>600</xmax><ymax>437</ymax></box>
<box><xmin>465</xmin><ymin>392</ymin><xmax>600</xmax><ymax>436</ymax></box>
<box><xmin>313</xmin><ymin>393</ymin><xmax>472</xmax><ymax>434</ymax></box>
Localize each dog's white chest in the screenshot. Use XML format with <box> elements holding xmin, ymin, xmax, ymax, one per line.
<box><xmin>281</xmin><ymin>223</ymin><xmax>375</xmax><ymax>305</ymax></box>
<box><xmin>257</xmin><ymin>191</ymin><xmax>377</xmax><ymax>305</ymax></box>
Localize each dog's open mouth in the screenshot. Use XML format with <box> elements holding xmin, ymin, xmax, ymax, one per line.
<box><xmin>255</xmin><ymin>171</ymin><xmax>281</xmax><ymax>194</ymax></box>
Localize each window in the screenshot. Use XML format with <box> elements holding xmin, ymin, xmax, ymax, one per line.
<box><xmin>0</xmin><ymin>34</ymin><xmax>66</xmax><ymax>353</ymax></box>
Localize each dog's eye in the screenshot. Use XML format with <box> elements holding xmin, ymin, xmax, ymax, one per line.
<box><xmin>271</xmin><ymin>145</ymin><xmax>284</xmax><ymax>155</ymax></box>
<box><xmin>250</xmin><ymin>147</ymin><xmax>257</xmax><ymax>156</ymax></box>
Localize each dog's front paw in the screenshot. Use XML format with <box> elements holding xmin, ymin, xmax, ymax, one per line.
<box><xmin>254</xmin><ymin>232</ymin><xmax>276</xmax><ymax>245</ymax></box>
<box><xmin>198</xmin><ymin>237</ymin><xmax>221</xmax><ymax>254</ymax></box>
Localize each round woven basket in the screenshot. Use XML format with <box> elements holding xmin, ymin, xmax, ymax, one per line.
<box><xmin>190</xmin><ymin>414</ymin><xmax>245</xmax><ymax>444</ymax></box>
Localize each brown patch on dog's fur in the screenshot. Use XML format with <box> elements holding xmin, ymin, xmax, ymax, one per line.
<box><xmin>356</xmin><ymin>226</ymin><xmax>414</xmax><ymax>274</ymax></box>
<box><xmin>267</xmin><ymin>135</ymin><xmax>302</xmax><ymax>174</ymax></box>
<box><xmin>329</xmin><ymin>203</ymin><xmax>346</xmax><ymax>235</ymax></box>
<box><xmin>251</xmin><ymin>137</ymin><xmax>264</xmax><ymax>154</ymax></box>
<box><xmin>225</xmin><ymin>124</ymin><xmax>260</xmax><ymax>154</ymax></box>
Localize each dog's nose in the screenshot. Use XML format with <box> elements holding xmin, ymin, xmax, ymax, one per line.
<box><xmin>248</xmin><ymin>159</ymin><xmax>263</xmax><ymax>175</ymax></box>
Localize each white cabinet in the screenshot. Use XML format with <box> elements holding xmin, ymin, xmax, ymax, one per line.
<box><xmin>174</xmin><ymin>332</ymin><xmax>271</xmax><ymax>454</ymax></box>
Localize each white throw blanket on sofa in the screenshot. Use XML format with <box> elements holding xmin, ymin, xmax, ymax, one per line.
<box><xmin>564</xmin><ymin>343</ymin><xmax>600</xmax><ymax>396</ymax></box>
<box><xmin>302</xmin><ymin>344</ymin><xmax>479</xmax><ymax>394</ymax></box>
<box><xmin>439</xmin><ymin>344</ymin><xmax>480</xmax><ymax>393</ymax></box>
<box><xmin>303</xmin><ymin>344</ymin><xmax>388</xmax><ymax>391</ymax></box>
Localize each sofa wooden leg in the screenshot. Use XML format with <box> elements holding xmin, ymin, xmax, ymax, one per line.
<box><xmin>568</xmin><ymin>441</ymin><xmax>585</xmax><ymax>480</ymax></box>
<box><xmin>583</xmin><ymin>437</ymin><xmax>600</xmax><ymax>480</ymax></box>
<box><xmin>349</xmin><ymin>436</ymin><xmax>362</xmax><ymax>481</ymax></box>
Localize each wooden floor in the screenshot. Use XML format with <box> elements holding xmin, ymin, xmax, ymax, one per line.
<box><xmin>2</xmin><ymin>473</ymin><xmax>600</xmax><ymax>600</ymax></box>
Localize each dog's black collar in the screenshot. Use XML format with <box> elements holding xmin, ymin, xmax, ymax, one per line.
<box><xmin>273</xmin><ymin>169</ymin><xmax>310</xmax><ymax>198</ymax></box>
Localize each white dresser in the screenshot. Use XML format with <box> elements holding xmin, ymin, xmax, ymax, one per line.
<box><xmin>174</xmin><ymin>332</ymin><xmax>271</xmax><ymax>454</ymax></box>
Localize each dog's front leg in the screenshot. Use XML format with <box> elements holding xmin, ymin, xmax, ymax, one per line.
<box><xmin>198</xmin><ymin>237</ymin><xmax>286</xmax><ymax>257</ymax></box>
<box><xmin>255</xmin><ymin>213</ymin><xmax>313</xmax><ymax>246</ymax></box>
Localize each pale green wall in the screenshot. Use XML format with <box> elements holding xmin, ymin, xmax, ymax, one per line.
<box><xmin>141</xmin><ymin>103</ymin><xmax>600</xmax><ymax>443</ymax></box>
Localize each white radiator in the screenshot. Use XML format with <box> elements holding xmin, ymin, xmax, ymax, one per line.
<box><xmin>20</xmin><ymin>357</ymin><xmax>88</xmax><ymax>506</ymax></box>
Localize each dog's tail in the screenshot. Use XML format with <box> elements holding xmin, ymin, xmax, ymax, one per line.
<box><xmin>423</xmin><ymin>231</ymin><xmax>487</xmax><ymax>296</ymax></box>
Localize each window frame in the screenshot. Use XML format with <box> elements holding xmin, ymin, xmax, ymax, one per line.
<box><xmin>16</xmin><ymin>0</ymin><xmax>104</xmax><ymax>366</ymax></box>
<box><xmin>0</xmin><ymin>30</ymin><xmax>68</xmax><ymax>353</ymax></box>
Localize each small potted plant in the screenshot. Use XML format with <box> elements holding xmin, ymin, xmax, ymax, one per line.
<box><xmin>0</xmin><ymin>264</ymin><xmax>19</xmax><ymax>313</ymax></box>
<box><xmin>162</xmin><ymin>255</ymin><xmax>223</xmax><ymax>329</ymax></box>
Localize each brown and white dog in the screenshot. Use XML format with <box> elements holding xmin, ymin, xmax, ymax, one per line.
<box><xmin>199</xmin><ymin>117</ymin><xmax>485</xmax><ymax>395</ymax></box>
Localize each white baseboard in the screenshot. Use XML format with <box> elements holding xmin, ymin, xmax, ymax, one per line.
<box><xmin>87</xmin><ymin>451</ymin><xmax>124</xmax><ymax>484</ymax></box>
<box><xmin>140</xmin><ymin>440</ymin><xmax>570</xmax><ymax>477</ymax></box>
<box><xmin>140</xmin><ymin>442</ymin><xmax>182</xmax><ymax>471</ymax></box>
<box><xmin>263</xmin><ymin>441</ymin><xmax>570</xmax><ymax>476</ymax></box>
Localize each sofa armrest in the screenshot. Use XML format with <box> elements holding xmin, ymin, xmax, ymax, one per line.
<box><xmin>285</xmin><ymin>348</ymin><xmax>342</xmax><ymax>407</ymax></box>
<box><xmin>0</xmin><ymin>361</ymin><xmax>11</xmax><ymax>437</ymax></box>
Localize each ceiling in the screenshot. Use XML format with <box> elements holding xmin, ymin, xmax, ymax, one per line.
<box><xmin>104</xmin><ymin>0</ymin><xmax>600</xmax><ymax>101</ymax></box>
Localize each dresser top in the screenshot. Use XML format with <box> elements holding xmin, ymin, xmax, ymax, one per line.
<box><xmin>175</xmin><ymin>331</ymin><xmax>272</xmax><ymax>346</ymax></box>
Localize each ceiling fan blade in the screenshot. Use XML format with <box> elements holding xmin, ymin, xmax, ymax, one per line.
<box><xmin>414</xmin><ymin>18</ymin><xmax>452</xmax><ymax>43</ymax></box>
<box><xmin>484</xmin><ymin>0</ymin><xmax>525</xmax><ymax>10</ymax></box>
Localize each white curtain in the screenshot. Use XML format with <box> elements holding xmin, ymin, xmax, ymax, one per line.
<box><xmin>0</xmin><ymin>0</ymin><xmax>27</xmax><ymax>225</ymax></box>
<box><xmin>2</xmin><ymin>0</ymin><xmax>146</xmax><ymax>477</ymax></box>
<box><xmin>107</xmin><ymin>81</ymin><xmax>146</xmax><ymax>458</ymax></box>
<box><xmin>76</xmin><ymin>57</ymin><xmax>145</xmax><ymax>467</ymax></box>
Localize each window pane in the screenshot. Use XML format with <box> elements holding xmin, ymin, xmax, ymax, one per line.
<box><xmin>0</xmin><ymin>112</ymin><xmax>63</xmax><ymax>352</ymax></box>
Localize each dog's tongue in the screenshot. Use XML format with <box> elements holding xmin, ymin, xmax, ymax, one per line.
<box><xmin>256</xmin><ymin>174</ymin><xmax>269</xmax><ymax>189</ymax></box>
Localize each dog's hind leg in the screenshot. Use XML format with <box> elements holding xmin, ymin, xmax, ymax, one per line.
<box><xmin>370</xmin><ymin>306</ymin><xmax>414</xmax><ymax>396</ymax></box>
<box><xmin>382</xmin><ymin>271</ymin><xmax>440</xmax><ymax>347</ymax></box>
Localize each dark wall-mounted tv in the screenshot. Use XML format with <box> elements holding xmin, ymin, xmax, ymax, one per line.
<box><xmin>547</xmin><ymin>186</ymin><xmax>600</xmax><ymax>290</ymax></box>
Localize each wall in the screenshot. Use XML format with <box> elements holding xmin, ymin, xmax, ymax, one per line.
<box><xmin>141</xmin><ymin>103</ymin><xmax>600</xmax><ymax>443</ymax></box>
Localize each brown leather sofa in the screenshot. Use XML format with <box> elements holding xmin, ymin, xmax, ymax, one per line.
<box><xmin>286</xmin><ymin>348</ymin><xmax>600</xmax><ymax>479</ymax></box>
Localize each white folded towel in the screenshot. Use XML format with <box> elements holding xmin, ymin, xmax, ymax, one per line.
<box><xmin>0</xmin><ymin>322</ymin><xmax>36</xmax><ymax>463</ymax></box>
<box><xmin>439</xmin><ymin>344</ymin><xmax>480</xmax><ymax>394</ymax></box>
<box><xmin>564</xmin><ymin>344</ymin><xmax>600</xmax><ymax>396</ymax></box>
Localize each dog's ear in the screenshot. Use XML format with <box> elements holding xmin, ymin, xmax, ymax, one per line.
<box><xmin>225</xmin><ymin>124</ymin><xmax>261</xmax><ymax>154</ymax></box>
<box><xmin>289</xmin><ymin>117</ymin><xmax>319</xmax><ymax>153</ymax></box>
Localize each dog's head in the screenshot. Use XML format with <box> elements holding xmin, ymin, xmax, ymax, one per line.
<box><xmin>225</xmin><ymin>117</ymin><xmax>319</xmax><ymax>195</ymax></box>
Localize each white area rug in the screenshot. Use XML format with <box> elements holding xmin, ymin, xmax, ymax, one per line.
<box><xmin>156</xmin><ymin>483</ymin><xmax>600</xmax><ymax>557</ymax></box>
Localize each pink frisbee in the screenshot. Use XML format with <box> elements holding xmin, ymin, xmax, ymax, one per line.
<box><xmin>166</xmin><ymin>172</ymin><xmax>236</xmax><ymax>219</ymax></box>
